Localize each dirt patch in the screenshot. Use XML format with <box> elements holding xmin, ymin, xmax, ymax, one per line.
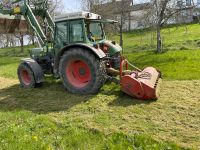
<box><xmin>0</xmin><ymin>77</ymin><xmax>18</xmax><ymax>89</ymax></box>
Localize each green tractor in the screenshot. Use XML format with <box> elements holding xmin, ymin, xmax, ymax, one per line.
<box><xmin>0</xmin><ymin>0</ymin><xmax>161</xmax><ymax>100</ymax></box>
<box><xmin>20</xmin><ymin>11</ymin><xmax>122</xmax><ymax>94</ymax></box>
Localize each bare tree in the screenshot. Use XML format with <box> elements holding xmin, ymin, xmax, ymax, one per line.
<box><xmin>81</xmin><ymin>0</ymin><xmax>132</xmax><ymax>47</ymax></box>
<box><xmin>154</xmin><ymin>0</ymin><xmax>170</xmax><ymax>53</ymax></box>
<box><xmin>47</xmin><ymin>0</ymin><xmax>64</xmax><ymax>14</ymax></box>
<box><xmin>117</xmin><ymin>0</ymin><xmax>132</xmax><ymax>47</ymax></box>
<box><xmin>81</xmin><ymin>0</ymin><xmax>96</xmax><ymax>11</ymax></box>
<box><xmin>148</xmin><ymin>0</ymin><xmax>195</xmax><ymax>53</ymax></box>
<box><xmin>15</xmin><ymin>32</ymin><xmax>27</xmax><ymax>53</ymax></box>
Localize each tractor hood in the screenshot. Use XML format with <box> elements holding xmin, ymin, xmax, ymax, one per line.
<box><xmin>98</xmin><ymin>40</ymin><xmax>122</xmax><ymax>56</ymax></box>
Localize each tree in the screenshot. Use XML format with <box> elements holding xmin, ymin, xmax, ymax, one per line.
<box><xmin>47</xmin><ymin>0</ymin><xmax>64</xmax><ymax>14</ymax></box>
<box><xmin>154</xmin><ymin>0</ymin><xmax>170</xmax><ymax>53</ymax></box>
<box><xmin>81</xmin><ymin>0</ymin><xmax>132</xmax><ymax>47</ymax></box>
<box><xmin>15</xmin><ymin>32</ymin><xmax>26</xmax><ymax>53</ymax></box>
<box><xmin>149</xmin><ymin>0</ymin><xmax>196</xmax><ymax>53</ymax></box>
<box><xmin>117</xmin><ymin>0</ymin><xmax>132</xmax><ymax>47</ymax></box>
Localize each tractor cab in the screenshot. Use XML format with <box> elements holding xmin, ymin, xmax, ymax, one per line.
<box><xmin>53</xmin><ymin>12</ymin><xmax>121</xmax><ymax>57</ymax></box>
<box><xmin>54</xmin><ymin>12</ymin><xmax>104</xmax><ymax>44</ymax></box>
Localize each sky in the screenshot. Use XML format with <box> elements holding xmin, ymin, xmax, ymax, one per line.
<box><xmin>63</xmin><ymin>0</ymin><xmax>82</xmax><ymax>12</ymax></box>
<box><xmin>63</xmin><ymin>0</ymin><xmax>150</xmax><ymax>13</ymax></box>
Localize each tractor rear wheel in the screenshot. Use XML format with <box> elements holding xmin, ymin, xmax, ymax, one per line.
<box><xmin>59</xmin><ymin>48</ymin><xmax>106</xmax><ymax>94</ymax></box>
<box><xmin>17</xmin><ymin>63</ymin><xmax>36</xmax><ymax>88</ymax></box>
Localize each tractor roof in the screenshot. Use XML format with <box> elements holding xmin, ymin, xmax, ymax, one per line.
<box><xmin>54</xmin><ymin>11</ymin><xmax>101</xmax><ymax>22</ymax></box>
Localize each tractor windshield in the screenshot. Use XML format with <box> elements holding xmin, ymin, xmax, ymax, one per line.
<box><xmin>85</xmin><ymin>20</ymin><xmax>104</xmax><ymax>42</ymax></box>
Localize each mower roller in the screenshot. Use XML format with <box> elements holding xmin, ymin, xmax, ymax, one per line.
<box><xmin>0</xmin><ymin>0</ymin><xmax>162</xmax><ymax>100</ymax></box>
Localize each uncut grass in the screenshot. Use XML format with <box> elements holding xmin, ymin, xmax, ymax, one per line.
<box><xmin>0</xmin><ymin>45</ymin><xmax>32</xmax><ymax>57</ymax></box>
<box><xmin>111</xmin><ymin>23</ymin><xmax>200</xmax><ymax>52</ymax></box>
<box><xmin>0</xmin><ymin>46</ymin><xmax>32</xmax><ymax>78</ymax></box>
<box><xmin>1</xmin><ymin>49</ymin><xmax>200</xmax><ymax>80</ymax></box>
<box><xmin>124</xmin><ymin>49</ymin><xmax>200</xmax><ymax>80</ymax></box>
<box><xmin>0</xmin><ymin>77</ymin><xmax>199</xmax><ymax>149</ymax></box>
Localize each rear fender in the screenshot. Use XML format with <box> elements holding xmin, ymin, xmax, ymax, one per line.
<box><xmin>21</xmin><ymin>58</ymin><xmax>44</xmax><ymax>83</ymax></box>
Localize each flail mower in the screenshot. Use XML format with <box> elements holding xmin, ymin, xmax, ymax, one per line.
<box><xmin>0</xmin><ymin>0</ymin><xmax>161</xmax><ymax>100</ymax></box>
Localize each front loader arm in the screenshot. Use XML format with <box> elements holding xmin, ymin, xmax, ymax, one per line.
<box><xmin>0</xmin><ymin>0</ymin><xmax>55</xmax><ymax>47</ymax></box>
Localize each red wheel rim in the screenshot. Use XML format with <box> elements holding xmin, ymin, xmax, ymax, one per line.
<box><xmin>21</xmin><ymin>69</ymin><xmax>31</xmax><ymax>85</ymax></box>
<box><xmin>66</xmin><ymin>59</ymin><xmax>92</xmax><ymax>88</ymax></box>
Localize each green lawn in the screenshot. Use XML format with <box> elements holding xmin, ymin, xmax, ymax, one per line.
<box><xmin>1</xmin><ymin>23</ymin><xmax>200</xmax><ymax>149</ymax></box>
<box><xmin>124</xmin><ymin>50</ymin><xmax>200</xmax><ymax>80</ymax></box>
<box><xmin>1</xmin><ymin>46</ymin><xmax>200</xmax><ymax>80</ymax></box>
<box><xmin>112</xmin><ymin>23</ymin><xmax>200</xmax><ymax>52</ymax></box>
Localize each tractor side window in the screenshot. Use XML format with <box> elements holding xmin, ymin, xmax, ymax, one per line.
<box><xmin>70</xmin><ymin>21</ymin><xmax>84</xmax><ymax>42</ymax></box>
<box><xmin>56</xmin><ymin>22</ymin><xmax>68</xmax><ymax>45</ymax></box>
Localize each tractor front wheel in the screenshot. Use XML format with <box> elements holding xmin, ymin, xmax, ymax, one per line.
<box><xmin>18</xmin><ymin>63</ymin><xmax>36</xmax><ymax>88</ymax></box>
<box><xmin>59</xmin><ymin>48</ymin><xmax>106</xmax><ymax>94</ymax></box>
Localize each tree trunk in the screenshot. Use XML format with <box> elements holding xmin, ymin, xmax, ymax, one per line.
<box><xmin>155</xmin><ymin>0</ymin><xmax>169</xmax><ymax>53</ymax></box>
<box><xmin>19</xmin><ymin>34</ymin><xmax>24</xmax><ymax>53</ymax></box>
<box><xmin>6</xmin><ymin>35</ymin><xmax>9</xmax><ymax>47</ymax></box>
<box><xmin>119</xmin><ymin>14</ymin><xmax>123</xmax><ymax>49</ymax></box>
<box><xmin>31</xmin><ymin>35</ymin><xmax>35</xmax><ymax>45</ymax></box>
<box><xmin>156</xmin><ymin>25</ymin><xmax>162</xmax><ymax>53</ymax></box>
<box><xmin>128</xmin><ymin>12</ymin><xmax>131</xmax><ymax>31</ymax></box>
<box><xmin>119</xmin><ymin>25</ymin><xmax>123</xmax><ymax>48</ymax></box>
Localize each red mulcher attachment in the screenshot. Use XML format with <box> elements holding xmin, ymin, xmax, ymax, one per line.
<box><xmin>120</xmin><ymin>59</ymin><xmax>162</xmax><ymax>100</ymax></box>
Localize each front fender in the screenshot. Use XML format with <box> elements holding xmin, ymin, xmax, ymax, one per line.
<box><xmin>21</xmin><ymin>58</ymin><xmax>44</xmax><ymax>83</ymax></box>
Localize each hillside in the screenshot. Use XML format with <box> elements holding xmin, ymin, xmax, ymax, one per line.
<box><xmin>0</xmin><ymin>23</ymin><xmax>200</xmax><ymax>149</ymax></box>
<box><xmin>119</xmin><ymin>23</ymin><xmax>200</xmax><ymax>52</ymax></box>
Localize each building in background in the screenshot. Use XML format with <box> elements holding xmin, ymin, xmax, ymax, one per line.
<box><xmin>92</xmin><ymin>0</ymin><xmax>200</xmax><ymax>31</ymax></box>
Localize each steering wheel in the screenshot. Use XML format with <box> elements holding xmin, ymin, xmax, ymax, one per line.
<box><xmin>87</xmin><ymin>32</ymin><xmax>95</xmax><ymax>42</ymax></box>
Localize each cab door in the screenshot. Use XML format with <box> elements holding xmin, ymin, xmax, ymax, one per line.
<box><xmin>69</xmin><ymin>20</ymin><xmax>85</xmax><ymax>43</ymax></box>
<box><xmin>54</xmin><ymin>21</ymin><xmax>69</xmax><ymax>52</ymax></box>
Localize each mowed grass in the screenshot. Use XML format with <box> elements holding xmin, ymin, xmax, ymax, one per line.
<box><xmin>1</xmin><ymin>23</ymin><xmax>200</xmax><ymax>149</ymax></box>
<box><xmin>0</xmin><ymin>77</ymin><xmax>197</xmax><ymax>150</ymax></box>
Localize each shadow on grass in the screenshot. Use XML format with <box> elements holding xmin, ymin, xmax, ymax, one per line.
<box><xmin>100</xmin><ymin>83</ymin><xmax>154</xmax><ymax>107</ymax></box>
<box><xmin>107</xmin><ymin>92</ymin><xmax>155</xmax><ymax>107</ymax></box>
<box><xmin>0</xmin><ymin>81</ymin><xmax>95</xmax><ymax>114</ymax></box>
<box><xmin>0</xmin><ymin>79</ymin><xmax>154</xmax><ymax>113</ymax></box>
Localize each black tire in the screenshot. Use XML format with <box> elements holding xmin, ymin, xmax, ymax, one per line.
<box><xmin>17</xmin><ymin>63</ymin><xmax>36</xmax><ymax>88</ymax></box>
<box><xmin>59</xmin><ymin>48</ymin><xmax>106</xmax><ymax>94</ymax></box>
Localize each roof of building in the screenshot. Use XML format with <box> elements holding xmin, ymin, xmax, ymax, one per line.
<box><xmin>131</xmin><ymin>3</ymin><xmax>151</xmax><ymax>11</ymax></box>
<box><xmin>92</xmin><ymin>1</ymin><xmax>151</xmax><ymax>14</ymax></box>
<box><xmin>0</xmin><ymin>14</ymin><xmax>25</xmax><ymax>20</ymax></box>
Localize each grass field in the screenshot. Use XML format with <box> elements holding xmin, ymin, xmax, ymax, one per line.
<box><xmin>113</xmin><ymin>23</ymin><xmax>200</xmax><ymax>52</ymax></box>
<box><xmin>0</xmin><ymin>23</ymin><xmax>200</xmax><ymax>149</ymax></box>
